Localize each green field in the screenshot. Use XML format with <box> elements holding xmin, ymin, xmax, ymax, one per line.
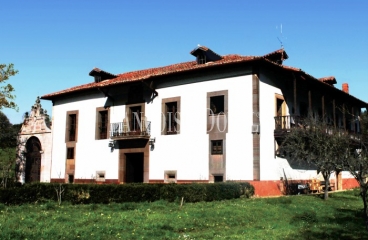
<box><xmin>0</xmin><ymin>189</ymin><xmax>366</xmax><ymax>239</ymax></box>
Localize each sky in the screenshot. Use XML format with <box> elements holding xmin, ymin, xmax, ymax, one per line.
<box><xmin>1</xmin><ymin>0</ymin><xmax>368</xmax><ymax>124</ymax></box>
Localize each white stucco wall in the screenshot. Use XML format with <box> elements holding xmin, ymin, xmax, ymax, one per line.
<box><xmin>148</xmin><ymin>75</ymin><xmax>254</xmax><ymax>181</ymax></box>
<box><xmin>51</xmin><ymin>93</ymin><xmax>119</xmax><ymax>180</ymax></box>
<box><xmin>49</xmin><ymin>71</ymin><xmax>355</xmax><ymax>184</ymax></box>
<box><xmin>50</xmin><ymin>74</ymin><xmax>255</xmax><ymax>182</ymax></box>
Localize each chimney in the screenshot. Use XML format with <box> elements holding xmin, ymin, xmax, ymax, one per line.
<box><xmin>342</xmin><ymin>83</ymin><xmax>349</xmax><ymax>94</ymax></box>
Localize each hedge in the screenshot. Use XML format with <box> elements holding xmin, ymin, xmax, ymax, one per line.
<box><xmin>0</xmin><ymin>182</ymin><xmax>254</xmax><ymax>205</ymax></box>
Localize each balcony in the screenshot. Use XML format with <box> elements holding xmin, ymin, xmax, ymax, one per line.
<box><xmin>110</xmin><ymin>120</ymin><xmax>151</xmax><ymax>140</ymax></box>
<box><xmin>274</xmin><ymin>115</ymin><xmax>362</xmax><ymax>145</ymax></box>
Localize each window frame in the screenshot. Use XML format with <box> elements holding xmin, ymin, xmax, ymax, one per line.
<box><xmin>65</xmin><ymin>110</ymin><xmax>79</xmax><ymax>143</ymax></box>
<box><xmin>96</xmin><ymin>107</ymin><xmax>110</xmax><ymax>140</ymax></box>
<box><xmin>209</xmin><ymin>95</ymin><xmax>225</xmax><ymax>115</ymax></box>
<box><xmin>211</xmin><ymin>140</ymin><xmax>223</xmax><ymax>155</ymax></box>
<box><xmin>66</xmin><ymin>147</ymin><xmax>74</xmax><ymax>159</ymax></box>
<box><xmin>96</xmin><ymin>171</ymin><xmax>106</xmax><ymax>182</ymax></box>
<box><xmin>161</xmin><ymin>97</ymin><xmax>181</xmax><ymax>135</ymax></box>
<box><xmin>164</xmin><ymin>170</ymin><xmax>177</xmax><ymax>183</ymax></box>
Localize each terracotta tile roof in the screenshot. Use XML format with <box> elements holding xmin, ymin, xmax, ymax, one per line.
<box><xmin>263</xmin><ymin>48</ymin><xmax>289</xmax><ymax>64</ymax></box>
<box><xmin>42</xmin><ymin>54</ymin><xmax>258</xmax><ymax>99</ymax></box>
<box><xmin>40</xmin><ymin>48</ymin><xmax>367</xmax><ymax>107</ymax></box>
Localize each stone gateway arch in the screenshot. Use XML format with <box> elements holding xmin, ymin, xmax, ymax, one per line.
<box><xmin>16</xmin><ymin>97</ymin><xmax>52</xmax><ymax>184</ymax></box>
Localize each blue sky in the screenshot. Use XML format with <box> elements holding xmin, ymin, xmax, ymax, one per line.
<box><xmin>2</xmin><ymin>0</ymin><xmax>368</xmax><ymax>123</ymax></box>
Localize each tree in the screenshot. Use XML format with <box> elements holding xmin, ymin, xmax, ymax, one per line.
<box><xmin>340</xmin><ymin>111</ymin><xmax>368</xmax><ymax>230</ymax></box>
<box><xmin>280</xmin><ymin>116</ymin><xmax>349</xmax><ymax>200</ymax></box>
<box><xmin>0</xmin><ymin>63</ymin><xmax>18</xmax><ymax>110</ymax></box>
<box><xmin>0</xmin><ymin>111</ymin><xmax>18</xmax><ymax>148</ymax></box>
<box><xmin>0</xmin><ymin>111</ymin><xmax>21</xmax><ymax>187</ymax></box>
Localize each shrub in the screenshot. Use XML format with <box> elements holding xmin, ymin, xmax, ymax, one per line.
<box><xmin>0</xmin><ymin>182</ymin><xmax>254</xmax><ymax>205</ymax></box>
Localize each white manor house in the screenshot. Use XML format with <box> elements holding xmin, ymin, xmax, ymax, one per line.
<box><xmin>17</xmin><ymin>46</ymin><xmax>367</xmax><ymax>196</ymax></box>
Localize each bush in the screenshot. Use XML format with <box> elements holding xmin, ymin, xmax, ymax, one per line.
<box><xmin>0</xmin><ymin>182</ymin><xmax>254</xmax><ymax>205</ymax></box>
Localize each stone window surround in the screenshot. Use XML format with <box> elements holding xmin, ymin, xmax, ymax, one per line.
<box><xmin>95</xmin><ymin>107</ymin><xmax>110</xmax><ymax>140</ymax></box>
<box><xmin>65</xmin><ymin>110</ymin><xmax>79</xmax><ymax>143</ymax></box>
<box><xmin>161</xmin><ymin>97</ymin><xmax>181</xmax><ymax>135</ymax></box>
<box><xmin>164</xmin><ymin>170</ymin><xmax>177</xmax><ymax>183</ymax></box>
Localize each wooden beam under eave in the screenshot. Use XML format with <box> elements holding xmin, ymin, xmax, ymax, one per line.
<box><xmin>343</xmin><ymin>103</ymin><xmax>346</xmax><ymax>130</ymax></box>
<box><xmin>333</xmin><ymin>99</ymin><xmax>336</xmax><ymax>128</ymax></box>
<box><xmin>352</xmin><ymin>107</ymin><xmax>355</xmax><ymax>132</ymax></box>
<box><xmin>293</xmin><ymin>74</ymin><xmax>297</xmax><ymax>115</ymax></box>
<box><xmin>322</xmin><ymin>95</ymin><xmax>325</xmax><ymax>121</ymax></box>
<box><xmin>308</xmin><ymin>90</ymin><xmax>312</xmax><ymax>116</ymax></box>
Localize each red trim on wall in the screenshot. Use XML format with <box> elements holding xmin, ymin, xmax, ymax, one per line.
<box><xmin>177</xmin><ymin>180</ymin><xmax>209</xmax><ymax>183</ymax></box>
<box><xmin>49</xmin><ymin>178</ymin><xmax>358</xmax><ymax>197</ymax></box>
<box><xmin>51</xmin><ymin>178</ymin><xmax>119</xmax><ymax>184</ymax></box>
<box><xmin>248</xmin><ymin>180</ymin><xmax>283</xmax><ymax>197</ymax></box>
<box><xmin>149</xmin><ymin>180</ymin><xmax>165</xmax><ymax>183</ymax></box>
<box><xmin>50</xmin><ymin>178</ymin><xmax>65</xmax><ymax>183</ymax></box>
<box><xmin>249</xmin><ymin>178</ymin><xmax>359</xmax><ymax>197</ymax></box>
<box><xmin>74</xmin><ymin>179</ymin><xmax>119</xmax><ymax>184</ymax></box>
<box><xmin>149</xmin><ymin>180</ymin><xmax>209</xmax><ymax>183</ymax></box>
<box><xmin>342</xmin><ymin>178</ymin><xmax>359</xmax><ymax>189</ymax></box>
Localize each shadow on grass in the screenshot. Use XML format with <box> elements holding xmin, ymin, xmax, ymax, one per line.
<box><xmin>286</xmin><ymin>207</ymin><xmax>367</xmax><ymax>240</ymax></box>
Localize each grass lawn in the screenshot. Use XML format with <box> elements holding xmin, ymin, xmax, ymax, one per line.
<box><xmin>0</xmin><ymin>189</ymin><xmax>367</xmax><ymax>239</ymax></box>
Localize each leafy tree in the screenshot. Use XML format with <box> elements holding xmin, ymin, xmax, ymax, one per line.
<box><xmin>0</xmin><ymin>111</ymin><xmax>17</xmax><ymax>148</ymax></box>
<box><xmin>0</xmin><ymin>63</ymin><xmax>18</xmax><ymax>110</ymax></box>
<box><xmin>280</xmin><ymin>116</ymin><xmax>349</xmax><ymax>200</ymax></box>
<box><xmin>0</xmin><ymin>111</ymin><xmax>21</xmax><ymax>187</ymax></box>
<box><xmin>340</xmin><ymin>111</ymin><xmax>368</xmax><ymax>230</ymax></box>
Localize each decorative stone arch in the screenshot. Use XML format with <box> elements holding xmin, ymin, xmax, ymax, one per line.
<box><xmin>25</xmin><ymin>137</ymin><xmax>42</xmax><ymax>183</ymax></box>
<box><xmin>16</xmin><ymin>97</ymin><xmax>52</xmax><ymax>184</ymax></box>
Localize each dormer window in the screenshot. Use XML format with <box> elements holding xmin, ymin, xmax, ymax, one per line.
<box><xmin>197</xmin><ymin>54</ymin><xmax>206</xmax><ymax>64</ymax></box>
<box><xmin>89</xmin><ymin>68</ymin><xmax>117</xmax><ymax>83</ymax></box>
<box><xmin>263</xmin><ymin>49</ymin><xmax>289</xmax><ymax>65</ymax></box>
<box><xmin>190</xmin><ymin>45</ymin><xmax>222</xmax><ymax>65</ymax></box>
<box><xmin>95</xmin><ymin>76</ymin><xmax>102</xmax><ymax>83</ymax></box>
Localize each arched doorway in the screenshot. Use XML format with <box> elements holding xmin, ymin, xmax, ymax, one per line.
<box><xmin>25</xmin><ymin>137</ymin><xmax>41</xmax><ymax>183</ymax></box>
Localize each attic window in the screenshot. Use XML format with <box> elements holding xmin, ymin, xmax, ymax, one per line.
<box><xmin>190</xmin><ymin>45</ymin><xmax>222</xmax><ymax>65</ymax></box>
<box><xmin>197</xmin><ymin>54</ymin><xmax>206</xmax><ymax>64</ymax></box>
<box><xmin>95</xmin><ymin>76</ymin><xmax>102</xmax><ymax>83</ymax></box>
<box><xmin>89</xmin><ymin>68</ymin><xmax>117</xmax><ymax>82</ymax></box>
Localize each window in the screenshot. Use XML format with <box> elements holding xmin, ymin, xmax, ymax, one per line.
<box><xmin>164</xmin><ymin>170</ymin><xmax>177</xmax><ymax>183</ymax></box>
<box><xmin>162</xmin><ymin>97</ymin><xmax>181</xmax><ymax>135</ymax></box>
<box><xmin>214</xmin><ymin>175</ymin><xmax>223</xmax><ymax>182</ymax></box>
<box><xmin>197</xmin><ymin>54</ymin><xmax>206</xmax><ymax>64</ymax></box>
<box><xmin>166</xmin><ymin>102</ymin><xmax>178</xmax><ymax>134</ymax></box>
<box><xmin>66</xmin><ymin>111</ymin><xmax>78</xmax><ymax>142</ymax></box>
<box><xmin>211</xmin><ymin>140</ymin><xmax>223</xmax><ymax>155</ymax></box>
<box><xmin>69</xmin><ymin>114</ymin><xmax>76</xmax><ymax>141</ymax></box>
<box><xmin>96</xmin><ymin>171</ymin><xmax>106</xmax><ymax>182</ymax></box>
<box><xmin>94</xmin><ymin>76</ymin><xmax>102</xmax><ymax>83</ymax></box>
<box><xmin>130</xmin><ymin>106</ymin><xmax>142</xmax><ymax>132</ymax></box>
<box><xmin>67</xmin><ymin>147</ymin><xmax>74</xmax><ymax>159</ymax></box>
<box><xmin>96</xmin><ymin>108</ymin><xmax>109</xmax><ymax>140</ymax></box>
<box><xmin>68</xmin><ymin>174</ymin><xmax>74</xmax><ymax>183</ymax></box>
<box><xmin>207</xmin><ymin>91</ymin><xmax>228</xmax><ymax>134</ymax></box>
<box><xmin>210</xmin><ymin>95</ymin><xmax>224</xmax><ymax>115</ymax></box>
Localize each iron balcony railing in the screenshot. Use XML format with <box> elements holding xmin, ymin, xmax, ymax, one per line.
<box><xmin>110</xmin><ymin>120</ymin><xmax>151</xmax><ymax>138</ymax></box>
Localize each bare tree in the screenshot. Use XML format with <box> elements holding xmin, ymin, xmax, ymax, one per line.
<box><xmin>280</xmin><ymin>115</ymin><xmax>349</xmax><ymax>200</ymax></box>
<box><xmin>54</xmin><ymin>172</ymin><xmax>65</xmax><ymax>205</ymax></box>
